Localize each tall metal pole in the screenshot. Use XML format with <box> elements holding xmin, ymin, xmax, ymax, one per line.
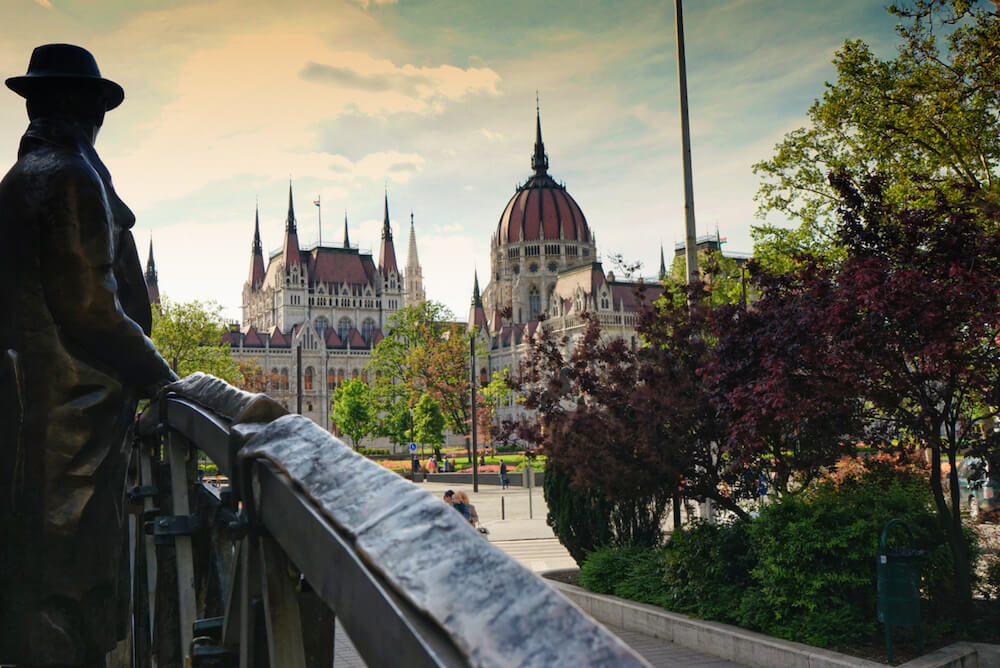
<box><xmin>675</xmin><ymin>0</ymin><xmax>698</xmax><ymax>285</ymax></box>
<box><xmin>675</xmin><ymin>0</ymin><xmax>701</xmax><ymax>528</ymax></box>
<box><xmin>470</xmin><ymin>335</ymin><xmax>479</xmax><ymax>493</ymax></box>
<box><xmin>296</xmin><ymin>344</ymin><xmax>303</xmax><ymax>415</ymax></box>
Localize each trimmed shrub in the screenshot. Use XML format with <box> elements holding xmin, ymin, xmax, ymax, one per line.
<box><xmin>544</xmin><ymin>464</ymin><xmax>670</xmax><ymax>565</ymax></box>
<box><xmin>661</xmin><ymin>519</ymin><xmax>754</xmax><ymax>624</ymax></box>
<box><xmin>543</xmin><ymin>466</ymin><xmax>613</xmax><ymax>565</ymax></box>
<box><xmin>580</xmin><ymin>544</ymin><xmax>668</xmax><ymax>606</ymax></box>
<box><xmin>737</xmin><ymin>463</ymin><xmax>976</xmax><ymax>647</ymax></box>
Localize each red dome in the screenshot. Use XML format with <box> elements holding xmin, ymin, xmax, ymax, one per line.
<box><xmin>495</xmin><ymin>174</ymin><xmax>591</xmax><ymax>245</ymax></box>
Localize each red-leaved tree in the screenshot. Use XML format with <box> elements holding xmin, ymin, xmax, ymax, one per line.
<box><xmin>714</xmin><ymin>173</ymin><xmax>1000</xmax><ymax>604</ymax></box>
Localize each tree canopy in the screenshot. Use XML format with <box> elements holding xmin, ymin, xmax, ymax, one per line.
<box><xmin>366</xmin><ymin>301</ymin><xmax>474</xmax><ymax>442</ymax></box>
<box><xmin>151</xmin><ymin>298</ymin><xmax>239</xmax><ymax>383</ymax></box>
<box><xmin>412</xmin><ymin>392</ymin><xmax>446</xmax><ymax>455</ymax></box>
<box><xmin>331</xmin><ymin>378</ymin><xmax>373</xmax><ymax>450</ymax></box>
<box><xmin>753</xmin><ymin>0</ymin><xmax>1000</xmax><ymax>274</ymax></box>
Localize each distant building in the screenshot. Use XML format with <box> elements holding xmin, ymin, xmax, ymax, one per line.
<box><xmin>145</xmin><ymin>239</ymin><xmax>160</xmax><ymax>306</ymax></box>
<box><xmin>469</xmin><ymin>108</ymin><xmax>662</xmax><ymax>415</ymax></box>
<box><xmin>224</xmin><ymin>183</ymin><xmax>424</xmax><ymax>433</ymax></box>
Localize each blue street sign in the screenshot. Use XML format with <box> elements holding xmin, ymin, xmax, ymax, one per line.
<box><xmin>409</xmin><ymin>442</ymin><xmax>417</xmax><ymax>452</ymax></box>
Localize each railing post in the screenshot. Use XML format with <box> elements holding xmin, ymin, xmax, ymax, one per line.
<box><xmin>167</xmin><ymin>430</ymin><xmax>197</xmax><ymax>660</ymax></box>
<box><xmin>259</xmin><ymin>534</ymin><xmax>307</xmax><ymax>667</ymax></box>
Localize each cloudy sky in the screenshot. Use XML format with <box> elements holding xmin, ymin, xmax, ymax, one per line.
<box><xmin>0</xmin><ymin>0</ymin><xmax>903</xmax><ymax>322</ymax></box>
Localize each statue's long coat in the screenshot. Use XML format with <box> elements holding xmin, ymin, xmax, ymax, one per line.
<box><xmin>0</xmin><ymin>117</ymin><xmax>174</xmax><ymax>664</ymax></box>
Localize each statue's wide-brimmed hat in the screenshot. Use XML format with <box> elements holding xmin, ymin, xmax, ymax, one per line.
<box><xmin>6</xmin><ymin>43</ymin><xmax>124</xmax><ymax>110</ymax></box>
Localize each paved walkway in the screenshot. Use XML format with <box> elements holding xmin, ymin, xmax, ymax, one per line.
<box><xmin>318</xmin><ymin>480</ymin><xmax>746</xmax><ymax>667</ymax></box>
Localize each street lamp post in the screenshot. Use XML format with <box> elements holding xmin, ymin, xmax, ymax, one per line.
<box><xmin>470</xmin><ymin>334</ymin><xmax>479</xmax><ymax>493</ymax></box>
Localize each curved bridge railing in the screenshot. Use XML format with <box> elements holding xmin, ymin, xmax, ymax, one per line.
<box><xmin>129</xmin><ymin>373</ymin><xmax>646</xmax><ymax>667</ymax></box>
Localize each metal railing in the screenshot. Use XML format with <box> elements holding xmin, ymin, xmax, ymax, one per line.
<box><xmin>130</xmin><ymin>373</ymin><xmax>647</xmax><ymax>667</ymax></box>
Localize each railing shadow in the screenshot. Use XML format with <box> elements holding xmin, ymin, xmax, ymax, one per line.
<box><xmin>130</xmin><ymin>372</ymin><xmax>647</xmax><ymax>667</ymax></box>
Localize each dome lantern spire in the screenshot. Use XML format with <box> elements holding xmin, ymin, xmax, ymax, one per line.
<box><xmin>531</xmin><ymin>92</ymin><xmax>548</xmax><ymax>175</ymax></box>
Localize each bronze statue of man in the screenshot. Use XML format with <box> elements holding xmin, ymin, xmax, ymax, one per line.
<box><xmin>0</xmin><ymin>44</ymin><xmax>176</xmax><ymax>665</ymax></box>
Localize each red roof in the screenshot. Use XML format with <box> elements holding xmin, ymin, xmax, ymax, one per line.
<box><xmin>244</xmin><ymin>326</ymin><xmax>264</xmax><ymax>347</ymax></box>
<box><xmin>325</xmin><ymin>328</ymin><xmax>344</xmax><ymax>348</ymax></box>
<box><xmin>610</xmin><ymin>281</ymin><xmax>662</xmax><ymax>312</ymax></box>
<box><xmin>370</xmin><ymin>329</ymin><xmax>385</xmax><ymax>346</ymax></box>
<box><xmin>495</xmin><ymin>174</ymin><xmax>590</xmax><ymax>246</ymax></box>
<box><xmin>347</xmin><ymin>328</ymin><xmax>367</xmax><ymax>349</ymax></box>
<box><xmin>221</xmin><ymin>329</ymin><xmax>240</xmax><ymax>346</ymax></box>
<box><xmin>307</xmin><ymin>247</ymin><xmax>377</xmax><ymax>288</ymax></box>
<box><xmin>269</xmin><ymin>326</ymin><xmax>290</xmax><ymax>347</ymax></box>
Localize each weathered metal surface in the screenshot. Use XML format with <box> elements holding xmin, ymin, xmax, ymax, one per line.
<box><xmin>166</xmin><ymin>373</ymin><xmax>286</xmax><ymax>426</ymax></box>
<box><xmin>240</xmin><ymin>414</ymin><xmax>647</xmax><ymax>668</ymax></box>
<box><xmin>253</xmin><ymin>461</ymin><xmax>467</xmax><ymax>667</ymax></box>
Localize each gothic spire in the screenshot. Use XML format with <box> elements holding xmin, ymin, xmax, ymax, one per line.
<box><xmin>285</xmin><ymin>180</ymin><xmax>297</xmax><ymax>234</ymax></box>
<box><xmin>145</xmin><ymin>236</ymin><xmax>160</xmax><ymax>305</ymax></box>
<box><xmin>472</xmin><ymin>269</ymin><xmax>482</xmax><ymax>307</ymax></box>
<box><xmin>406</xmin><ymin>211</ymin><xmax>420</xmax><ymax>269</ymax></box>
<box><xmin>282</xmin><ymin>180</ymin><xmax>302</xmax><ymax>270</ymax></box>
<box><xmin>343</xmin><ymin>210</ymin><xmax>351</xmax><ymax>249</ymax></box>
<box><xmin>531</xmin><ymin>92</ymin><xmax>549</xmax><ymax>175</ymax></box>
<box><xmin>249</xmin><ymin>204</ymin><xmax>266</xmax><ymax>289</ymax></box>
<box><xmin>382</xmin><ymin>189</ymin><xmax>393</xmax><ymax>241</ymax></box>
<box><xmin>405</xmin><ymin>211</ymin><xmax>425</xmax><ymax>305</ymax></box>
<box><xmin>658</xmin><ymin>244</ymin><xmax>667</xmax><ymax>281</ymax></box>
<box><xmin>377</xmin><ymin>190</ymin><xmax>399</xmax><ymax>277</ymax></box>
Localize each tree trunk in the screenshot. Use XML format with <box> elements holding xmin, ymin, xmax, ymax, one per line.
<box><xmin>929</xmin><ymin>443</ymin><xmax>974</xmax><ymax>615</ymax></box>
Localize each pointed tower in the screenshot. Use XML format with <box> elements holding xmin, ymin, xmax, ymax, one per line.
<box><xmin>145</xmin><ymin>237</ymin><xmax>160</xmax><ymax>305</ymax></box>
<box><xmin>469</xmin><ymin>270</ymin><xmax>487</xmax><ymax>333</ymax></box>
<box><xmin>377</xmin><ymin>190</ymin><xmax>399</xmax><ymax>278</ymax></box>
<box><xmin>658</xmin><ymin>244</ymin><xmax>667</xmax><ymax>281</ymax></box>
<box><xmin>404</xmin><ymin>211</ymin><xmax>425</xmax><ymax>306</ymax></box>
<box><xmin>531</xmin><ymin>94</ymin><xmax>549</xmax><ymax>176</ymax></box>
<box><xmin>282</xmin><ymin>181</ymin><xmax>302</xmax><ymax>276</ymax></box>
<box><xmin>343</xmin><ymin>210</ymin><xmax>351</xmax><ymax>249</ymax></box>
<box><xmin>249</xmin><ymin>205</ymin><xmax>266</xmax><ymax>290</ymax></box>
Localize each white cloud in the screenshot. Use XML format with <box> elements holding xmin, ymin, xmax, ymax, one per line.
<box><xmin>349</xmin><ymin>0</ymin><xmax>399</xmax><ymax>9</ymax></box>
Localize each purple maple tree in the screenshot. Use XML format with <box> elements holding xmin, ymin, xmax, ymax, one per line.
<box><xmin>715</xmin><ymin>173</ymin><xmax>1000</xmax><ymax>603</ymax></box>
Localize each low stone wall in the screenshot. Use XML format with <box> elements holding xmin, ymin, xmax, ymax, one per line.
<box><xmin>418</xmin><ymin>471</ymin><xmax>544</xmax><ymax>487</ymax></box>
<box><xmin>546</xmin><ymin>578</ymin><xmax>997</xmax><ymax>668</ymax></box>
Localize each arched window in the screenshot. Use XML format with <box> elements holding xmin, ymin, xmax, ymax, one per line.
<box><xmin>338</xmin><ymin>317</ymin><xmax>352</xmax><ymax>341</ymax></box>
<box><xmin>280</xmin><ymin>368</ymin><xmax>289</xmax><ymax>390</ymax></box>
<box><xmin>304</xmin><ymin>366</ymin><xmax>314</xmax><ymax>391</ymax></box>
<box><xmin>270</xmin><ymin>367</ymin><xmax>279</xmax><ymax>389</ymax></box>
<box><xmin>361</xmin><ymin>318</ymin><xmax>376</xmax><ymax>343</ymax></box>
<box><xmin>337</xmin><ymin>369</ymin><xmax>345</xmax><ymax>386</ymax></box>
<box><xmin>314</xmin><ymin>316</ymin><xmax>329</xmax><ymax>337</ymax></box>
<box><xmin>328</xmin><ymin>369</ymin><xmax>336</xmax><ymax>388</ymax></box>
<box><xmin>547</xmin><ymin>285</ymin><xmax>556</xmax><ymax>311</ymax></box>
<box><xmin>352</xmin><ymin>369</ymin><xmax>359</xmax><ymax>379</ymax></box>
<box><xmin>529</xmin><ymin>286</ymin><xmax>541</xmax><ymax>321</ymax></box>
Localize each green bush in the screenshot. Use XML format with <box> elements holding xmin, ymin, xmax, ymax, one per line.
<box><xmin>580</xmin><ymin>545</ymin><xmax>668</xmax><ymax>606</ymax></box>
<box><xmin>576</xmin><ymin>460</ymin><xmax>978</xmax><ymax>651</ymax></box>
<box><xmin>543</xmin><ymin>466</ymin><xmax>613</xmax><ymax>565</ymax></box>
<box><xmin>737</xmin><ymin>470</ymin><xmax>975</xmax><ymax>647</ymax></box>
<box><xmin>359</xmin><ymin>448</ymin><xmax>390</xmax><ymax>456</ymax></box>
<box><xmin>661</xmin><ymin>519</ymin><xmax>753</xmax><ymax>624</ymax></box>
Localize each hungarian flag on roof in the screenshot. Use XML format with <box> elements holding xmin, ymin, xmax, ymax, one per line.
<box><xmin>313</xmin><ymin>197</ymin><xmax>321</xmax><ymax>207</ymax></box>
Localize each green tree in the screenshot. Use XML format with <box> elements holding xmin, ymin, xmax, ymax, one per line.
<box><xmin>412</xmin><ymin>392</ymin><xmax>446</xmax><ymax>457</ymax></box>
<box><xmin>668</xmin><ymin>249</ymin><xmax>748</xmax><ymax>306</ymax></box>
<box><xmin>367</xmin><ymin>301</ymin><xmax>474</xmax><ymax>443</ymax></box>
<box><xmin>151</xmin><ymin>298</ymin><xmax>239</xmax><ymax>383</ymax></box>
<box><xmin>331</xmin><ymin>378</ymin><xmax>373</xmax><ymax>450</ymax></box>
<box><xmin>478</xmin><ymin>368</ymin><xmax>514</xmax><ymax>443</ymax></box>
<box><xmin>753</xmin><ymin>1</ymin><xmax>1000</xmax><ymax>273</ymax></box>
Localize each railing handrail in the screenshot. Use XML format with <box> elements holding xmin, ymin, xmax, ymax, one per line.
<box><xmin>138</xmin><ymin>372</ymin><xmax>648</xmax><ymax>667</ymax></box>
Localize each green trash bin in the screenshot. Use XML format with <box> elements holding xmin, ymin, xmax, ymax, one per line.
<box><xmin>876</xmin><ymin>519</ymin><xmax>924</xmax><ymax>662</ymax></box>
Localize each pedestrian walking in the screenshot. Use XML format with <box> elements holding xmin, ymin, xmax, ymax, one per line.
<box><xmin>499</xmin><ymin>460</ymin><xmax>509</xmax><ymax>489</ymax></box>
